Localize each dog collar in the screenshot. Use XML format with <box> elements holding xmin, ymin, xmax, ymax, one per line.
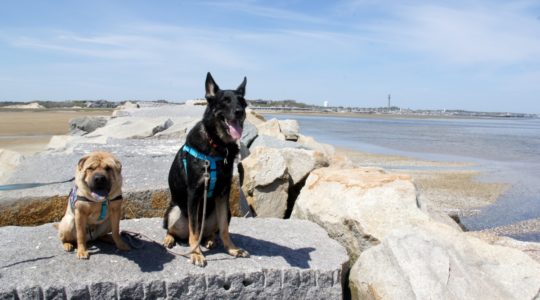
<box><xmin>68</xmin><ymin>187</ymin><xmax>123</xmax><ymax>221</ymax></box>
<box><xmin>181</xmin><ymin>144</ymin><xmax>223</xmax><ymax>198</ymax></box>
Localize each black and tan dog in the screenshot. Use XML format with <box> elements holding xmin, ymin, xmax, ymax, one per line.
<box><xmin>163</xmin><ymin>72</ymin><xmax>249</xmax><ymax>267</ymax></box>
<box><xmin>57</xmin><ymin>151</ymin><xmax>130</xmax><ymax>259</ymax></box>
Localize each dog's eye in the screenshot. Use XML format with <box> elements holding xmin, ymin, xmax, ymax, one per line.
<box><xmin>105</xmin><ymin>166</ymin><xmax>111</xmax><ymax>172</ymax></box>
<box><xmin>87</xmin><ymin>167</ymin><xmax>94</xmax><ymax>171</ymax></box>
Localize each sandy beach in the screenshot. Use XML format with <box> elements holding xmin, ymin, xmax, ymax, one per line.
<box><xmin>0</xmin><ymin>108</ymin><xmax>112</xmax><ymax>154</ymax></box>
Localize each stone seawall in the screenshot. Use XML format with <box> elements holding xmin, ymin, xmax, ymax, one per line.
<box><xmin>0</xmin><ymin>218</ymin><xmax>349</xmax><ymax>299</ymax></box>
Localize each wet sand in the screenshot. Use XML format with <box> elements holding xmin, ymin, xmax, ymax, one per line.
<box><xmin>0</xmin><ymin>109</ymin><xmax>112</xmax><ymax>154</ymax></box>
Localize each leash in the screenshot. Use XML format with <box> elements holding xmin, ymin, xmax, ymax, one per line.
<box><xmin>0</xmin><ymin>177</ymin><xmax>75</xmax><ymax>191</ymax></box>
<box><xmin>121</xmin><ymin>160</ymin><xmax>211</xmax><ymax>259</ymax></box>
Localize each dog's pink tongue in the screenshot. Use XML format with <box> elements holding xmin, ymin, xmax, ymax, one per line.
<box><xmin>228</xmin><ymin>120</ymin><xmax>243</xmax><ymax>140</ymax></box>
<box><xmin>91</xmin><ymin>191</ymin><xmax>108</xmax><ymax>202</ymax></box>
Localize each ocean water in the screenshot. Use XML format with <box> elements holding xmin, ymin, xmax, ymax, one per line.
<box><xmin>265</xmin><ymin>114</ymin><xmax>540</xmax><ymax>240</ymax></box>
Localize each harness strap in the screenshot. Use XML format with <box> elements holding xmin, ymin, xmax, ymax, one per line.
<box><xmin>68</xmin><ymin>187</ymin><xmax>122</xmax><ymax>221</ymax></box>
<box><xmin>181</xmin><ymin>144</ymin><xmax>223</xmax><ymax>198</ymax></box>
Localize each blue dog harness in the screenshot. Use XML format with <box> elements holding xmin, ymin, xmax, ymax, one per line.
<box><xmin>181</xmin><ymin>144</ymin><xmax>224</xmax><ymax>198</ymax></box>
<box><xmin>68</xmin><ymin>186</ymin><xmax>123</xmax><ymax>221</ymax></box>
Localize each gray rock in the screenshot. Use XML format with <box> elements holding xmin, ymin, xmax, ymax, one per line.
<box><xmin>241</xmin><ymin>147</ymin><xmax>288</xmax><ymax>190</ymax></box>
<box><xmin>0</xmin><ymin>138</ymin><xmax>178</xmax><ymax>225</ymax></box>
<box><xmin>278</xmin><ymin>119</ymin><xmax>300</xmax><ymax>141</ymax></box>
<box><xmin>297</xmin><ymin>134</ymin><xmax>335</xmax><ymax>159</ymax></box>
<box><xmin>249</xmin><ymin>135</ymin><xmax>306</xmax><ymax>151</ymax></box>
<box><xmin>239</xmin><ymin>142</ymin><xmax>250</xmax><ymax>160</ymax></box>
<box><xmin>280</xmin><ymin>148</ymin><xmax>329</xmax><ymax>185</ymax></box>
<box><xmin>240</xmin><ymin>120</ymin><xmax>258</xmax><ymax>148</ymax></box>
<box><xmin>86</xmin><ymin>117</ymin><xmax>177</xmax><ymax>139</ymax></box>
<box><xmin>69</xmin><ymin>116</ymin><xmax>109</xmax><ymax>134</ymax></box>
<box><xmin>252</xmin><ymin>178</ymin><xmax>290</xmax><ymax>218</ymax></box>
<box><xmin>350</xmin><ymin>222</ymin><xmax>540</xmax><ymax>300</ymax></box>
<box><xmin>240</xmin><ymin>147</ymin><xmax>290</xmax><ymax>218</ymax></box>
<box><xmin>0</xmin><ymin>149</ymin><xmax>23</xmax><ymax>185</ymax></box>
<box><xmin>0</xmin><ymin>218</ymin><xmax>348</xmax><ymax>299</ymax></box>
<box><xmin>151</xmin><ymin>118</ymin><xmax>173</xmax><ymax>136</ymax></box>
<box><xmin>291</xmin><ymin>167</ymin><xmax>428</xmax><ymax>263</ymax></box>
<box><xmin>256</xmin><ymin>118</ymin><xmax>285</xmax><ymax>140</ymax></box>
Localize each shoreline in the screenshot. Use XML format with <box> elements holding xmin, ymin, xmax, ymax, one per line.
<box><xmin>335</xmin><ymin>147</ymin><xmax>509</xmax><ymax>216</ymax></box>
<box><xmin>256</xmin><ymin>109</ymin><xmax>537</xmax><ymax>120</ymax></box>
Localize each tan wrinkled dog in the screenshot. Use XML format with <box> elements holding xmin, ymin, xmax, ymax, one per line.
<box><xmin>57</xmin><ymin>151</ymin><xmax>130</xmax><ymax>259</ymax></box>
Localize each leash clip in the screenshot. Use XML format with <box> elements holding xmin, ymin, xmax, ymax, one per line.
<box><xmin>203</xmin><ymin>160</ymin><xmax>210</xmax><ymax>181</ymax></box>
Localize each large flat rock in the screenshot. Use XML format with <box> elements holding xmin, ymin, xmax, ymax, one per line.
<box><xmin>0</xmin><ymin>218</ymin><xmax>348</xmax><ymax>299</ymax></box>
<box><xmin>0</xmin><ymin>138</ymin><xmax>182</xmax><ymax>226</ymax></box>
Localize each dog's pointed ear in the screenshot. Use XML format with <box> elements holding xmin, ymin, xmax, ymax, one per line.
<box><xmin>77</xmin><ymin>155</ymin><xmax>89</xmax><ymax>171</ymax></box>
<box><xmin>205</xmin><ymin>72</ymin><xmax>220</xmax><ymax>99</ymax></box>
<box><xmin>236</xmin><ymin>76</ymin><xmax>247</xmax><ymax>97</ymax></box>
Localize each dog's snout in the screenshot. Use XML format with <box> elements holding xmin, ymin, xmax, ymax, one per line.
<box><xmin>93</xmin><ymin>174</ymin><xmax>107</xmax><ymax>185</ymax></box>
<box><xmin>235</xmin><ymin>107</ymin><xmax>244</xmax><ymax>118</ymax></box>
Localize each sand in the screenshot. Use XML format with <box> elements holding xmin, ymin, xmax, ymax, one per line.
<box><xmin>0</xmin><ymin>108</ymin><xmax>112</xmax><ymax>154</ymax></box>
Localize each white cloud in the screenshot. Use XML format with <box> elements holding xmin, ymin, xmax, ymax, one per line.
<box><xmin>363</xmin><ymin>2</ymin><xmax>540</xmax><ymax>66</ymax></box>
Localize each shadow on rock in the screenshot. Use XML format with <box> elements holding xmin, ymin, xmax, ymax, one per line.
<box><xmin>1</xmin><ymin>255</ymin><xmax>56</xmax><ymax>269</ymax></box>
<box><xmin>232</xmin><ymin>233</ymin><xmax>315</xmax><ymax>269</ymax></box>
<box><xmin>89</xmin><ymin>238</ymin><xmax>175</xmax><ymax>273</ymax></box>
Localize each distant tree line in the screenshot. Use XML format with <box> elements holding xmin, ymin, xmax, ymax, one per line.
<box><xmin>248</xmin><ymin>99</ymin><xmax>316</xmax><ymax>108</ymax></box>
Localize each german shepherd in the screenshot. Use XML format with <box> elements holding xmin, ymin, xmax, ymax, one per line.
<box><xmin>163</xmin><ymin>72</ymin><xmax>249</xmax><ymax>267</ymax></box>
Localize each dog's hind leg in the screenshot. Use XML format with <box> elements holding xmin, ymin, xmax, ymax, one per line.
<box><xmin>57</xmin><ymin>213</ymin><xmax>76</xmax><ymax>252</ymax></box>
<box><xmin>164</xmin><ymin>205</ymin><xmax>188</xmax><ymax>248</ymax></box>
<box><xmin>216</xmin><ymin>195</ymin><xmax>249</xmax><ymax>258</ymax></box>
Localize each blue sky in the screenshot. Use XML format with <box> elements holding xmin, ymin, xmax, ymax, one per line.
<box><xmin>1</xmin><ymin>1</ymin><xmax>540</xmax><ymax>113</ymax></box>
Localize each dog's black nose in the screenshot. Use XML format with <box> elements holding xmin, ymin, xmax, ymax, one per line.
<box><xmin>93</xmin><ymin>174</ymin><xmax>107</xmax><ymax>185</ymax></box>
<box><xmin>235</xmin><ymin>108</ymin><xmax>244</xmax><ymax>118</ymax></box>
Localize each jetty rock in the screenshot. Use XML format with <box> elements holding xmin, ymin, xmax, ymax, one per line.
<box><xmin>350</xmin><ymin>222</ymin><xmax>540</xmax><ymax>300</ymax></box>
<box><xmin>291</xmin><ymin>167</ymin><xmax>427</xmax><ymax>263</ymax></box>
<box><xmin>69</xmin><ymin>116</ymin><xmax>109</xmax><ymax>135</ymax></box>
<box><xmin>240</xmin><ymin>147</ymin><xmax>290</xmax><ymax>218</ymax></box>
<box><xmin>240</xmin><ymin>147</ymin><xmax>329</xmax><ymax>218</ymax></box>
<box><xmin>0</xmin><ymin>218</ymin><xmax>349</xmax><ymax>299</ymax></box>
<box><xmin>0</xmin><ymin>149</ymin><xmax>23</xmax><ymax>185</ymax></box>
<box><xmin>290</xmin><ymin>167</ymin><xmax>540</xmax><ymax>299</ymax></box>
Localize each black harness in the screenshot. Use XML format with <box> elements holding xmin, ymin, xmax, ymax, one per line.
<box><xmin>68</xmin><ymin>186</ymin><xmax>123</xmax><ymax>221</ymax></box>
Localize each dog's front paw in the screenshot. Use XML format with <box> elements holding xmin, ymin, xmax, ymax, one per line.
<box><xmin>190</xmin><ymin>253</ymin><xmax>207</xmax><ymax>267</ymax></box>
<box><xmin>63</xmin><ymin>242</ymin><xmax>74</xmax><ymax>252</ymax></box>
<box><xmin>228</xmin><ymin>248</ymin><xmax>250</xmax><ymax>258</ymax></box>
<box><xmin>163</xmin><ymin>234</ymin><xmax>175</xmax><ymax>249</ymax></box>
<box><xmin>76</xmin><ymin>249</ymin><xmax>89</xmax><ymax>259</ymax></box>
<box><xmin>116</xmin><ymin>240</ymin><xmax>131</xmax><ymax>251</ymax></box>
